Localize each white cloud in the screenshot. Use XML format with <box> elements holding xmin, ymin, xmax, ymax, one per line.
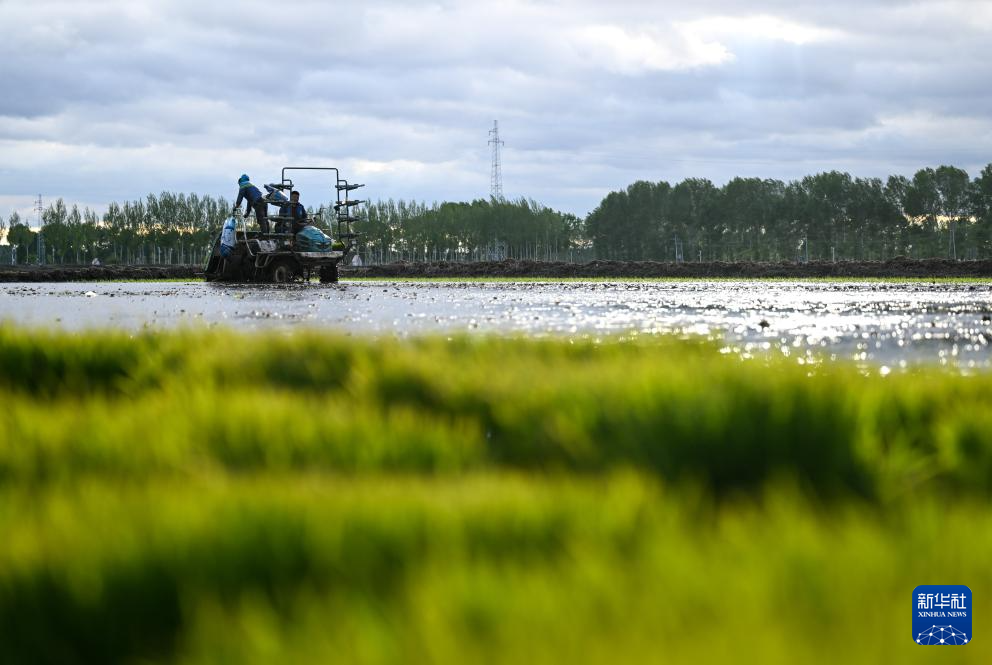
<box><xmin>680</xmin><ymin>14</ymin><xmax>845</xmax><ymax>46</ymax></box>
<box><xmin>569</xmin><ymin>25</ymin><xmax>732</xmax><ymax>74</ymax></box>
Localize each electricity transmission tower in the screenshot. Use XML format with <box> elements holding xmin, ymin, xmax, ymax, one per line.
<box><xmin>488</xmin><ymin>120</ymin><xmax>504</xmax><ymax>201</ymax></box>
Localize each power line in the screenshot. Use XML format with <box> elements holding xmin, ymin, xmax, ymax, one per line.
<box><xmin>488</xmin><ymin>120</ymin><xmax>504</xmax><ymax>201</ymax></box>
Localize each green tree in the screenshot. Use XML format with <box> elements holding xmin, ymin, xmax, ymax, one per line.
<box><xmin>903</xmin><ymin>168</ymin><xmax>942</xmax><ymax>258</ymax></box>
<box><xmin>933</xmin><ymin>166</ymin><xmax>972</xmax><ymax>259</ymax></box>
<box><xmin>669</xmin><ymin>178</ymin><xmax>721</xmax><ymax>260</ymax></box>
<box><xmin>7</xmin><ymin>216</ymin><xmax>35</xmax><ymax>264</ymax></box>
<box><xmin>972</xmin><ymin>164</ymin><xmax>992</xmax><ymax>257</ymax></box>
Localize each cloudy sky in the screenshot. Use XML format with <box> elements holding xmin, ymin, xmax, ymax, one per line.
<box><xmin>2</xmin><ymin>0</ymin><xmax>991</xmax><ymax>224</ymax></box>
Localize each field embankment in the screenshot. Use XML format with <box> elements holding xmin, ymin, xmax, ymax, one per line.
<box><xmin>0</xmin><ymin>264</ymin><xmax>202</xmax><ymax>282</ymax></box>
<box><xmin>0</xmin><ymin>327</ymin><xmax>990</xmax><ymax>663</ymax></box>
<box><xmin>2</xmin><ymin>257</ymin><xmax>992</xmax><ymax>282</ymax></box>
<box><xmin>345</xmin><ymin>257</ymin><xmax>992</xmax><ymax>278</ymax></box>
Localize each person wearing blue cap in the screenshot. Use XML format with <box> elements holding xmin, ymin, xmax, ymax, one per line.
<box><xmin>234</xmin><ymin>174</ymin><xmax>270</xmax><ymax>233</ymax></box>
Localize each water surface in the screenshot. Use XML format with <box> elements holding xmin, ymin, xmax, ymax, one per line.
<box><xmin>2</xmin><ymin>280</ymin><xmax>990</xmax><ymax>369</ymax></box>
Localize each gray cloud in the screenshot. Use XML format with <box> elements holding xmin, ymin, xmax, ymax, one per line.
<box><xmin>2</xmin><ymin>0</ymin><xmax>992</xmax><ymax>222</ymax></box>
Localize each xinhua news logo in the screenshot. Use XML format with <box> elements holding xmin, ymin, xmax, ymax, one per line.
<box><xmin>913</xmin><ymin>585</ymin><xmax>972</xmax><ymax>645</ymax></box>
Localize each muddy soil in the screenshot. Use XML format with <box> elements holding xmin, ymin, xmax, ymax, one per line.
<box><xmin>0</xmin><ymin>265</ymin><xmax>203</xmax><ymax>282</ymax></box>
<box><xmin>343</xmin><ymin>258</ymin><xmax>992</xmax><ymax>279</ymax></box>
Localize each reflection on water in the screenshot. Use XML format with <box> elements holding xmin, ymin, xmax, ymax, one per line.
<box><xmin>1</xmin><ymin>280</ymin><xmax>991</xmax><ymax>370</ymax></box>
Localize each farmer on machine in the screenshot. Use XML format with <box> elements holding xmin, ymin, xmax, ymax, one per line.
<box><xmin>280</xmin><ymin>190</ymin><xmax>309</xmax><ymax>233</ymax></box>
<box><xmin>235</xmin><ymin>174</ymin><xmax>270</xmax><ymax>233</ymax></box>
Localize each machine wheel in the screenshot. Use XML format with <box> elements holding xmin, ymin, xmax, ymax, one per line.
<box><xmin>319</xmin><ymin>264</ymin><xmax>339</xmax><ymax>284</ymax></box>
<box><xmin>268</xmin><ymin>258</ymin><xmax>300</xmax><ymax>283</ymax></box>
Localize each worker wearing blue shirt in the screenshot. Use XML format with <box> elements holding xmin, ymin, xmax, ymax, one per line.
<box><xmin>234</xmin><ymin>174</ymin><xmax>270</xmax><ymax>233</ymax></box>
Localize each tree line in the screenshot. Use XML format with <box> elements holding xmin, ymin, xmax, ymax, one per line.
<box><xmin>0</xmin><ymin>195</ymin><xmax>583</xmax><ymax>265</ymax></box>
<box><xmin>3</xmin><ymin>193</ymin><xmax>231</xmax><ymax>266</ymax></box>
<box><xmin>587</xmin><ymin>165</ymin><xmax>992</xmax><ymax>262</ymax></box>
<box><xmin>3</xmin><ymin>164</ymin><xmax>992</xmax><ymax>265</ymax></box>
<box><xmin>356</xmin><ymin>198</ymin><xmax>584</xmax><ymax>263</ymax></box>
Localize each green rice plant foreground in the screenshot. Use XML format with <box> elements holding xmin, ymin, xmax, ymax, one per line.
<box><xmin>0</xmin><ymin>325</ymin><xmax>989</xmax><ymax>663</ymax></box>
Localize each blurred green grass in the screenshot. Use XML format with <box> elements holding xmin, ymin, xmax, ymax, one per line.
<box><xmin>0</xmin><ymin>325</ymin><xmax>989</xmax><ymax>663</ymax></box>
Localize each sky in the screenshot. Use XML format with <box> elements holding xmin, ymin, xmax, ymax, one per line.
<box><xmin>2</xmin><ymin>0</ymin><xmax>992</xmax><ymax>226</ymax></box>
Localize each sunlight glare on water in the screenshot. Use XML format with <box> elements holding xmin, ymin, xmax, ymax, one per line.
<box><xmin>1</xmin><ymin>279</ymin><xmax>991</xmax><ymax>370</ymax></box>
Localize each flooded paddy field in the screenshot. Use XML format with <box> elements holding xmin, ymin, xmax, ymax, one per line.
<box><xmin>1</xmin><ymin>279</ymin><xmax>991</xmax><ymax>369</ymax></box>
